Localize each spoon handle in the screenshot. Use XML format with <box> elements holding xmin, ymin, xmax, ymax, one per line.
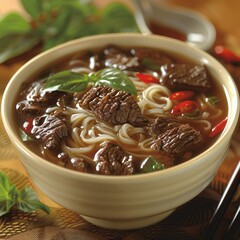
<box><xmin>131</xmin><ymin>0</ymin><xmax>152</xmax><ymax>34</ymax></box>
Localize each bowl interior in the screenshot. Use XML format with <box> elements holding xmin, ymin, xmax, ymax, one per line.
<box><xmin>1</xmin><ymin>33</ymin><xmax>239</xmax><ymax>181</ymax></box>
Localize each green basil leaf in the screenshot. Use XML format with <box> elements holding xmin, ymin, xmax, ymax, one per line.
<box><xmin>40</xmin><ymin>0</ymin><xmax>86</xmax><ymax>14</ymax></box>
<box><xmin>0</xmin><ymin>172</ymin><xmax>11</xmax><ymax>191</ymax></box>
<box><xmin>0</xmin><ymin>33</ymin><xmax>40</xmax><ymax>63</ymax></box>
<box><xmin>42</xmin><ymin>8</ymin><xmax>78</xmax><ymax>50</ymax></box>
<box><xmin>0</xmin><ymin>13</ymin><xmax>31</xmax><ymax>38</ymax></box>
<box><xmin>94</xmin><ymin>68</ymin><xmax>138</xmax><ymax>95</ymax></box>
<box><xmin>63</xmin><ymin>1</ymin><xmax>98</xmax><ymax>17</ymax></box>
<box><xmin>0</xmin><ymin>172</ymin><xmax>49</xmax><ymax>216</ymax></box>
<box><xmin>17</xmin><ymin>187</ymin><xmax>50</xmax><ymax>214</ymax></box>
<box><xmin>140</xmin><ymin>157</ymin><xmax>165</xmax><ymax>173</ymax></box>
<box><xmin>44</xmin><ymin>68</ymin><xmax>137</xmax><ymax>95</ymax></box>
<box><xmin>43</xmin><ymin>36</ymin><xmax>66</xmax><ymax>51</ymax></box>
<box><xmin>47</xmin><ymin>8</ymin><xmax>71</xmax><ymax>35</ymax></box>
<box><xmin>0</xmin><ymin>185</ymin><xmax>19</xmax><ymax>216</ymax></box>
<box><xmin>0</xmin><ymin>172</ymin><xmax>18</xmax><ymax>199</ymax></box>
<box><xmin>21</xmin><ymin>0</ymin><xmax>42</xmax><ymax>19</ymax></box>
<box><xmin>41</xmin><ymin>1</ymin><xmax>99</xmax><ymax>49</ymax></box>
<box><xmin>43</xmin><ymin>70</ymin><xmax>89</xmax><ymax>93</ymax></box>
<box><xmin>102</xmin><ymin>3</ymin><xmax>139</xmax><ymax>32</ymax></box>
<box><xmin>70</xmin><ymin>15</ymin><xmax>108</xmax><ymax>40</ymax></box>
<box><xmin>40</xmin><ymin>0</ymin><xmax>65</xmax><ymax>11</ymax></box>
<box><xmin>42</xmin><ymin>2</ymin><xmax>139</xmax><ymax>50</ymax></box>
<box><xmin>61</xmin><ymin>3</ymin><xmax>103</xmax><ymax>39</ymax></box>
<box><xmin>0</xmin><ymin>1</ymin><xmax>139</xmax><ymax>62</ymax></box>
<box><xmin>0</xmin><ymin>172</ymin><xmax>19</xmax><ymax>216</ymax></box>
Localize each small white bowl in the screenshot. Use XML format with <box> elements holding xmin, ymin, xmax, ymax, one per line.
<box><xmin>132</xmin><ymin>0</ymin><xmax>216</xmax><ymax>50</ymax></box>
<box><xmin>1</xmin><ymin>33</ymin><xmax>239</xmax><ymax>230</ymax></box>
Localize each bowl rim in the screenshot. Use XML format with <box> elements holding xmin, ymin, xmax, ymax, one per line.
<box><xmin>1</xmin><ymin>33</ymin><xmax>239</xmax><ymax>183</ymax></box>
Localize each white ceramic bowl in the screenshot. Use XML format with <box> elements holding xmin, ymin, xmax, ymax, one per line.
<box><xmin>1</xmin><ymin>33</ymin><xmax>239</xmax><ymax>230</ymax></box>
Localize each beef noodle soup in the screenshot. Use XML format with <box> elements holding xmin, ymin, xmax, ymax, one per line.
<box><xmin>15</xmin><ymin>45</ymin><xmax>228</xmax><ymax>175</ymax></box>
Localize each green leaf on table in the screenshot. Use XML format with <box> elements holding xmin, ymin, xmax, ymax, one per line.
<box><xmin>20</xmin><ymin>0</ymin><xmax>42</xmax><ymax>19</ymax></box>
<box><xmin>0</xmin><ymin>1</ymin><xmax>139</xmax><ymax>62</ymax></box>
<box><xmin>0</xmin><ymin>33</ymin><xmax>40</xmax><ymax>63</ymax></box>
<box><xmin>102</xmin><ymin>2</ymin><xmax>139</xmax><ymax>32</ymax></box>
<box><xmin>46</xmin><ymin>0</ymin><xmax>81</xmax><ymax>8</ymax></box>
<box><xmin>60</xmin><ymin>2</ymin><xmax>111</xmax><ymax>38</ymax></box>
<box><xmin>0</xmin><ymin>172</ymin><xmax>19</xmax><ymax>216</ymax></box>
<box><xmin>17</xmin><ymin>187</ymin><xmax>50</xmax><ymax>214</ymax></box>
<box><xmin>46</xmin><ymin>1</ymin><xmax>139</xmax><ymax>46</ymax></box>
<box><xmin>38</xmin><ymin>1</ymin><xmax>104</xmax><ymax>50</ymax></box>
<box><xmin>63</xmin><ymin>1</ymin><xmax>98</xmax><ymax>16</ymax></box>
<box><xmin>0</xmin><ymin>13</ymin><xmax>31</xmax><ymax>38</ymax></box>
<box><xmin>45</xmin><ymin>10</ymin><xmax>84</xmax><ymax>47</ymax></box>
<box><xmin>0</xmin><ymin>172</ymin><xmax>50</xmax><ymax>216</ymax></box>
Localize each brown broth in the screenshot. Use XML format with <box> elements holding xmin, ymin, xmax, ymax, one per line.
<box><xmin>15</xmin><ymin>45</ymin><xmax>228</xmax><ymax>175</ymax></box>
<box><xmin>149</xmin><ymin>20</ymin><xmax>187</xmax><ymax>41</ymax></box>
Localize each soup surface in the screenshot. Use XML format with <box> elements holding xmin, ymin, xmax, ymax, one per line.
<box><xmin>15</xmin><ymin>45</ymin><xmax>228</xmax><ymax>175</ymax></box>
<box><xmin>148</xmin><ymin>20</ymin><xmax>187</xmax><ymax>41</ymax></box>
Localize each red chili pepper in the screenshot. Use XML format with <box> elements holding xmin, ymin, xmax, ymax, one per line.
<box><xmin>23</xmin><ymin>118</ymin><xmax>34</xmax><ymax>134</ymax></box>
<box><xmin>169</xmin><ymin>90</ymin><xmax>195</xmax><ymax>101</ymax></box>
<box><xmin>214</xmin><ymin>45</ymin><xmax>240</xmax><ymax>63</ymax></box>
<box><xmin>209</xmin><ymin>117</ymin><xmax>228</xmax><ymax>137</ymax></box>
<box><xmin>171</xmin><ymin>100</ymin><xmax>198</xmax><ymax>115</ymax></box>
<box><xmin>136</xmin><ymin>73</ymin><xmax>159</xmax><ymax>84</ymax></box>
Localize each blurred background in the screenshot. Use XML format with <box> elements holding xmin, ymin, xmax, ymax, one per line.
<box><xmin>1</xmin><ymin>0</ymin><xmax>240</xmax><ymax>53</ymax></box>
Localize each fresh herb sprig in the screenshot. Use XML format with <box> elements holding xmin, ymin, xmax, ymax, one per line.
<box><xmin>43</xmin><ymin>67</ymin><xmax>138</xmax><ymax>95</ymax></box>
<box><xmin>0</xmin><ymin>172</ymin><xmax>50</xmax><ymax>216</ymax></box>
<box><xmin>0</xmin><ymin>0</ymin><xmax>139</xmax><ymax>63</ymax></box>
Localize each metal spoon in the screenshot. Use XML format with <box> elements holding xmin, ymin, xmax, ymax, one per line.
<box><xmin>132</xmin><ymin>0</ymin><xmax>216</xmax><ymax>51</ymax></box>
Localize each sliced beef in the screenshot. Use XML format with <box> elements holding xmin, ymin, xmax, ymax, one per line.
<box><xmin>160</xmin><ymin>64</ymin><xmax>211</xmax><ymax>91</ymax></box>
<box><xmin>94</xmin><ymin>142</ymin><xmax>134</xmax><ymax>175</ymax></box>
<box><xmin>65</xmin><ymin>158</ymin><xmax>93</xmax><ymax>173</ymax></box>
<box><xmin>103</xmin><ymin>46</ymin><xmax>139</xmax><ymax>71</ymax></box>
<box><xmin>16</xmin><ymin>102</ymin><xmax>44</xmax><ymax>121</ymax></box>
<box><xmin>84</xmin><ymin>45</ymin><xmax>176</xmax><ymax>72</ymax></box>
<box><xmin>89</xmin><ymin>54</ymin><xmax>104</xmax><ymax>71</ymax></box>
<box><xmin>31</xmin><ymin>115</ymin><xmax>68</xmax><ymax>150</ymax></box>
<box><xmin>88</xmin><ymin>45</ymin><xmax>139</xmax><ymax>71</ymax></box>
<box><xmin>79</xmin><ymin>85</ymin><xmax>148</xmax><ymax>127</ymax></box>
<box><xmin>135</xmin><ymin>48</ymin><xmax>174</xmax><ymax>70</ymax></box>
<box><xmin>153</xmin><ymin>123</ymin><xmax>203</xmax><ymax>158</ymax></box>
<box><xmin>20</xmin><ymin>80</ymin><xmax>62</xmax><ymax>106</ymax></box>
<box><xmin>149</xmin><ymin>116</ymin><xmax>203</xmax><ymax>158</ymax></box>
<box><xmin>149</xmin><ymin>116</ymin><xmax>181</xmax><ymax>137</ymax></box>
